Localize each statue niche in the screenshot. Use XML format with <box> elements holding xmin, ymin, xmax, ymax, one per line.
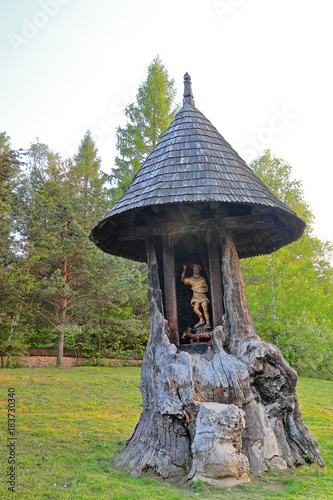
<box><xmin>180</xmin><ymin>263</ymin><xmax>212</xmax><ymax>344</ymax></box>
<box><xmin>172</xmin><ymin>233</ymin><xmax>216</xmax><ymax>345</ymax></box>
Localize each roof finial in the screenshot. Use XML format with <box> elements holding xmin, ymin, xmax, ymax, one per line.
<box><xmin>183</xmin><ymin>72</ymin><xmax>195</xmax><ymax>106</ymax></box>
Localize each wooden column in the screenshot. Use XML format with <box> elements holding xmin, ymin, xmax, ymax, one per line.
<box><xmin>145</xmin><ymin>239</ymin><xmax>164</xmax><ymax>317</ymax></box>
<box><xmin>207</xmin><ymin>229</ymin><xmax>224</xmax><ymax>329</ymax></box>
<box><xmin>219</xmin><ymin>230</ymin><xmax>258</xmax><ymax>352</ymax></box>
<box><xmin>162</xmin><ymin>234</ymin><xmax>179</xmax><ymax>344</ymax></box>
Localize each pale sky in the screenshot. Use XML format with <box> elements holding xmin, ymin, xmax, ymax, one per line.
<box><xmin>1</xmin><ymin>0</ymin><xmax>332</xmax><ymax>245</ymax></box>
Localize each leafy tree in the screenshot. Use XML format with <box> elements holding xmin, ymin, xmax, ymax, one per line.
<box><xmin>66</xmin><ymin>255</ymin><xmax>149</xmax><ymax>363</ymax></box>
<box><xmin>241</xmin><ymin>150</ymin><xmax>333</xmax><ymax>375</ymax></box>
<box><xmin>113</xmin><ymin>55</ymin><xmax>179</xmax><ymax>196</ymax></box>
<box><xmin>249</xmin><ymin>150</ymin><xmax>313</xmax><ymax>224</ymax></box>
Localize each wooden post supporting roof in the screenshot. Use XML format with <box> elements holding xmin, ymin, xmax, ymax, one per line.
<box><xmin>207</xmin><ymin>229</ymin><xmax>224</xmax><ymax>329</ymax></box>
<box><xmin>162</xmin><ymin>234</ymin><xmax>179</xmax><ymax>344</ymax></box>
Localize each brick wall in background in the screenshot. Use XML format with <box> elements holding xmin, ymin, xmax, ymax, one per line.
<box><xmin>4</xmin><ymin>356</ymin><xmax>142</xmax><ymax>368</ymax></box>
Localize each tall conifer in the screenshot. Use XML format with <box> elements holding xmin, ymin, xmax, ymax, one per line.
<box><xmin>113</xmin><ymin>56</ymin><xmax>179</xmax><ymax>197</ymax></box>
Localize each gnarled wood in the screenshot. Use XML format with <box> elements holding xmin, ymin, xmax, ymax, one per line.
<box><xmin>219</xmin><ymin>229</ymin><xmax>259</xmax><ymax>352</ymax></box>
<box><xmin>119</xmin><ymin>236</ymin><xmax>324</xmax><ymax>486</ymax></box>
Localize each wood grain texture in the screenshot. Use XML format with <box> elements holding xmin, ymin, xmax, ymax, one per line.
<box><xmin>118</xmin><ymin>214</ymin><xmax>275</xmax><ymax>241</ymax></box>
<box><xmin>207</xmin><ymin>228</ymin><xmax>223</xmax><ymax>329</ymax></box>
<box><xmin>162</xmin><ymin>235</ymin><xmax>179</xmax><ymax>344</ymax></box>
<box><xmin>118</xmin><ymin>236</ymin><xmax>324</xmax><ymax>485</ymax></box>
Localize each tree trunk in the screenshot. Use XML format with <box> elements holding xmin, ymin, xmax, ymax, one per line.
<box><xmin>57</xmin><ymin>258</ymin><xmax>68</xmax><ymax>366</ymax></box>
<box><xmin>118</xmin><ymin>235</ymin><xmax>324</xmax><ymax>486</ymax></box>
<box><xmin>57</xmin><ymin>331</ymin><xmax>64</xmax><ymax>366</ymax></box>
<box><xmin>57</xmin><ymin>302</ymin><xmax>66</xmax><ymax>366</ymax></box>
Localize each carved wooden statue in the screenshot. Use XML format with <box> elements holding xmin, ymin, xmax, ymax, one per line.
<box><xmin>181</xmin><ymin>264</ymin><xmax>211</xmax><ymax>330</ymax></box>
<box><xmin>90</xmin><ymin>73</ymin><xmax>324</xmax><ymax>487</ymax></box>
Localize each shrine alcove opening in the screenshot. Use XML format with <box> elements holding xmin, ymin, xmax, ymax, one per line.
<box><xmin>158</xmin><ymin>231</ymin><xmax>225</xmax><ymax>347</ymax></box>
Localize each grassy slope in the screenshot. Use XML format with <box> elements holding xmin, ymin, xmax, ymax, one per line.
<box><xmin>0</xmin><ymin>367</ymin><xmax>332</xmax><ymax>500</ymax></box>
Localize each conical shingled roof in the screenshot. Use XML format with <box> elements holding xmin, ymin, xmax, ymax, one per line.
<box><xmin>90</xmin><ymin>74</ymin><xmax>305</xmax><ymax>262</ymax></box>
<box><xmin>105</xmin><ymin>103</ymin><xmax>292</xmax><ymax>216</ymax></box>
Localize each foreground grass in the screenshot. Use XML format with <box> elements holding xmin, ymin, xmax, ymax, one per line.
<box><xmin>0</xmin><ymin>367</ymin><xmax>332</xmax><ymax>499</ymax></box>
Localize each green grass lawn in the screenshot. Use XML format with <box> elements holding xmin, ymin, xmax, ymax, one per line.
<box><xmin>0</xmin><ymin>366</ymin><xmax>332</xmax><ymax>499</ymax></box>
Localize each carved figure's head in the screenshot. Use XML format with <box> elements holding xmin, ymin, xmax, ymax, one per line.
<box><xmin>193</xmin><ymin>264</ymin><xmax>201</xmax><ymax>276</ymax></box>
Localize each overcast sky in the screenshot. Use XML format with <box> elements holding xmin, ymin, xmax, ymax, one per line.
<box><xmin>1</xmin><ymin>0</ymin><xmax>332</xmax><ymax>245</ymax></box>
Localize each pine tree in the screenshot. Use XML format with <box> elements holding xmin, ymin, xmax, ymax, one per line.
<box><xmin>0</xmin><ymin>133</ymin><xmax>31</xmax><ymax>363</ymax></box>
<box><xmin>0</xmin><ymin>133</ymin><xmax>22</xmax><ymax>256</ymax></box>
<box><xmin>10</xmin><ymin>135</ymin><xmax>149</xmax><ymax>365</ymax></box>
<box><xmin>74</xmin><ymin>130</ymin><xmax>108</xmax><ymax>232</ymax></box>
<box><xmin>113</xmin><ymin>56</ymin><xmax>179</xmax><ymax>197</ymax></box>
<box><xmin>10</xmin><ymin>139</ymin><xmax>106</xmax><ymax>365</ymax></box>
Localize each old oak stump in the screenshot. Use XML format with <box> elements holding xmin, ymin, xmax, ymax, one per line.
<box><xmin>90</xmin><ymin>73</ymin><xmax>324</xmax><ymax>486</ymax></box>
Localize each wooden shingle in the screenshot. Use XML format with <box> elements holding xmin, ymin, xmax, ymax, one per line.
<box><xmin>90</xmin><ymin>74</ymin><xmax>305</xmax><ymax>262</ymax></box>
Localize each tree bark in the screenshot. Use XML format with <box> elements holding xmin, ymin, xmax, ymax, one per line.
<box><xmin>57</xmin><ymin>300</ymin><xmax>66</xmax><ymax>366</ymax></box>
<box><xmin>56</xmin><ymin>328</ymin><xmax>64</xmax><ymax>366</ymax></box>
<box><xmin>118</xmin><ymin>234</ymin><xmax>324</xmax><ymax>486</ymax></box>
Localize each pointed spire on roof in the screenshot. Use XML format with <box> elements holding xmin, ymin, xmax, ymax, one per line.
<box><xmin>183</xmin><ymin>72</ymin><xmax>195</xmax><ymax>106</ymax></box>
<box><xmin>90</xmin><ymin>72</ymin><xmax>306</xmax><ymax>262</ymax></box>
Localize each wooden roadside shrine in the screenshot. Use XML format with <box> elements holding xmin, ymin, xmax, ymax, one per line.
<box><xmin>90</xmin><ymin>74</ymin><xmax>323</xmax><ymax>486</ymax></box>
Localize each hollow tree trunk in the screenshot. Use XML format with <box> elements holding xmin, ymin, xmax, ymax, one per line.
<box><xmin>118</xmin><ymin>235</ymin><xmax>324</xmax><ymax>486</ymax></box>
